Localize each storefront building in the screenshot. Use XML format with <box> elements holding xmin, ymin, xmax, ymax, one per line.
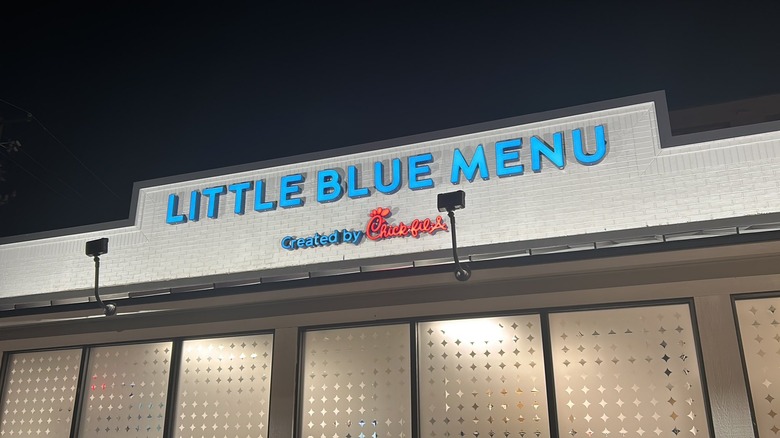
<box><xmin>1</xmin><ymin>92</ymin><xmax>780</xmax><ymax>437</ymax></box>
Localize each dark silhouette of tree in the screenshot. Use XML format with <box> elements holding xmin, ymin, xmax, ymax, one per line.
<box><xmin>0</xmin><ymin>118</ymin><xmax>23</xmax><ymax>206</ymax></box>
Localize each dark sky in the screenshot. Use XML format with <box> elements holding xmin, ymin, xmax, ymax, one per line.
<box><xmin>1</xmin><ymin>3</ymin><xmax>779</xmax><ymax>238</ymax></box>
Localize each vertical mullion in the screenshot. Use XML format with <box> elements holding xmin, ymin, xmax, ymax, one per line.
<box><xmin>540</xmin><ymin>312</ymin><xmax>560</xmax><ymax>438</ymax></box>
<box><xmin>162</xmin><ymin>339</ymin><xmax>183</xmax><ymax>438</ymax></box>
<box><xmin>0</xmin><ymin>350</ymin><xmax>10</xmax><ymax>395</ymax></box>
<box><xmin>294</xmin><ymin>328</ymin><xmax>306</xmax><ymax>438</ymax></box>
<box><xmin>69</xmin><ymin>347</ymin><xmax>91</xmax><ymax>438</ymax></box>
<box><xmin>732</xmin><ymin>297</ymin><xmax>761</xmax><ymax>438</ymax></box>
<box><xmin>0</xmin><ymin>351</ymin><xmax>11</xmax><ymax>426</ymax></box>
<box><xmin>409</xmin><ymin>321</ymin><xmax>419</xmax><ymax>438</ymax></box>
<box><xmin>268</xmin><ymin>327</ymin><xmax>302</xmax><ymax>438</ymax></box>
<box><xmin>688</xmin><ymin>299</ymin><xmax>718</xmax><ymax>438</ymax></box>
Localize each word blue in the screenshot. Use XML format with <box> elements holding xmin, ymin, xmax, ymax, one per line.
<box><xmin>166</xmin><ymin>125</ymin><xmax>607</xmax><ymax>224</ymax></box>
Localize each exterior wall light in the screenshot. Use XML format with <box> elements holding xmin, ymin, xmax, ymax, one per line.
<box><xmin>85</xmin><ymin>238</ymin><xmax>117</xmax><ymax>316</ymax></box>
<box><xmin>437</xmin><ymin>190</ymin><xmax>471</xmax><ymax>281</ymax></box>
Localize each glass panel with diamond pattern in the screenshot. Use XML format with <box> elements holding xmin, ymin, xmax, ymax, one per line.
<box><xmin>549</xmin><ymin>304</ymin><xmax>711</xmax><ymax>437</ymax></box>
<box><xmin>301</xmin><ymin>324</ymin><xmax>412</xmax><ymax>438</ymax></box>
<box><xmin>418</xmin><ymin>315</ymin><xmax>550</xmax><ymax>438</ymax></box>
<box><xmin>735</xmin><ymin>296</ymin><xmax>780</xmax><ymax>436</ymax></box>
<box><xmin>172</xmin><ymin>333</ymin><xmax>273</xmax><ymax>438</ymax></box>
<box><xmin>77</xmin><ymin>342</ymin><xmax>173</xmax><ymax>438</ymax></box>
<box><xmin>0</xmin><ymin>349</ymin><xmax>82</xmax><ymax>437</ymax></box>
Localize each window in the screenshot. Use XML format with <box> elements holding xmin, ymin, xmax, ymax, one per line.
<box><xmin>300</xmin><ymin>324</ymin><xmax>412</xmax><ymax>438</ymax></box>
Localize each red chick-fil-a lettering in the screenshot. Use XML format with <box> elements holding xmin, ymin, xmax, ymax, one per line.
<box><xmin>365</xmin><ymin>207</ymin><xmax>448</xmax><ymax>241</ymax></box>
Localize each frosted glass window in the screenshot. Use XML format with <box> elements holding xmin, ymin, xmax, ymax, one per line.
<box><xmin>301</xmin><ymin>324</ymin><xmax>411</xmax><ymax>438</ymax></box>
<box><xmin>0</xmin><ymin>349</ymin><xmax>82</xmax><ymax>437</ymax></box>
<box><xmin>173</xmin><ymin>333</ymin><xmax>273</xmax><ymax>438</ymax></box>
<box><xmin>78</xmin><ymin>342</ymin><xmax>172</xmax><ymax>438</ymax></box>
<box><xmin>735</xmin><ymin>296</ymin><xmax>780</xmax><ymax>436</ymax></box>
<box><xmin>549</xmin><ymin>304</ymin><xmax>711</xmax><ymax>437</ymax></box>
<box><xmin>418</xmin><ymin>315</ymin><xmax>550</xmax><ymax>437</ymax></box>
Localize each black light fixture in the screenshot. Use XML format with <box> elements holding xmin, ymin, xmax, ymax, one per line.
<box><xmin>437</xmin><ymin>190</ymin><xmax>471</xmax><ymax>281</ymax></box>
<box><xmin>85</xmin><ymin>238</ymin><xmax>116</xmax><ymax>316</ymax></box>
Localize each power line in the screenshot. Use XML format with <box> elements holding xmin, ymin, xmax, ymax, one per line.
<box><xmin>0</xmin><ymin>147</ymin><xmax>67</xmax><ymax>198</ymax></box>
<box><xmin>0</xmin><ymin>98</ymin><xmax>121</xmax><ymax>200</ymax></box>
<box><xmin>17</xmin><ymin>147</ymin><xmax>86</xmax><ymax>200</ymax></box>
<box><xmin>0</xmin><ymin>98</ymin><xmax>29</xmax><ymax>115</ymax></box>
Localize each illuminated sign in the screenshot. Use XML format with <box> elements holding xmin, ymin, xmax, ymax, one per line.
<box><xmin>280</xmin><ymin>229</ymin><xmax>363</xmax><ymax>250</ymax></box>
<box><xmin>167</xmin><ymin>125</ymin><xmax>607</xmax><ymax>224</ymax></box>
<box><xmin>365</xmin><ymin>208</ymin><xmax>447</xmax><ymax>241</ymax></box>
<box><xmin>281</xmin><ymin>207</ymin><xmax>449</xmax><ymax>250</ymax></box>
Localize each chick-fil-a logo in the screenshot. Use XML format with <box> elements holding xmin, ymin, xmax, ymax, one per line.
<box><xmin>365</xmin><ymin>207</ymin><xmax>448</xmax><ymax>241</ymax></box>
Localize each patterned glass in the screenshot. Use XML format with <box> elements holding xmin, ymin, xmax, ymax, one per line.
<box><xmin>0</xmin><ymin>349</ymin><xmax>82</xmax><ymax>437</ymax></box>
<box><xmin>173</xmin><ymin>333</ymin><xmax>273</xmax><ymax>438</ymax></box>
<box><xmin>301</xmin><ymin>324</ymin><xmax>411</xmax><ymax>438</ymax></box>
<box><xmin>418</xmin><ymin>315</ymin><xmax>550</xmax><ymax>437</ymax></box>
<box><xmin>78</xmin><ymin>342</ymin><xmax>172</xmax><ymax>437</ymax></box>
<box><xmin>549</xmin><ymin>304</ymin><xmax>711</xmax><ymax>437</ymax></box>
<box><xmin>735</xmin><ymin>296</ymin><xmax>780</xmax><ymax>436</ymax></box>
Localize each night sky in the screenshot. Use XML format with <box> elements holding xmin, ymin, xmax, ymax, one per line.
<box><xmin>1</xmin><ymin>3</ymin><xmax>778</xmax><ymax>238</ymax></box>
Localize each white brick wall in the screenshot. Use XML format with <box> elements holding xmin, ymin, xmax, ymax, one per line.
<box><xmin>2</xmin><ymin>100</ymin><xmax>780</xmax><ymax>301</ymax></box>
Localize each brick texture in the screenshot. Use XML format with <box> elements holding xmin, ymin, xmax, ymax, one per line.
<box><xmin>2</xmin><ymin>101</ymin><xmax>779</xmax><ymax>301</ymax></box>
